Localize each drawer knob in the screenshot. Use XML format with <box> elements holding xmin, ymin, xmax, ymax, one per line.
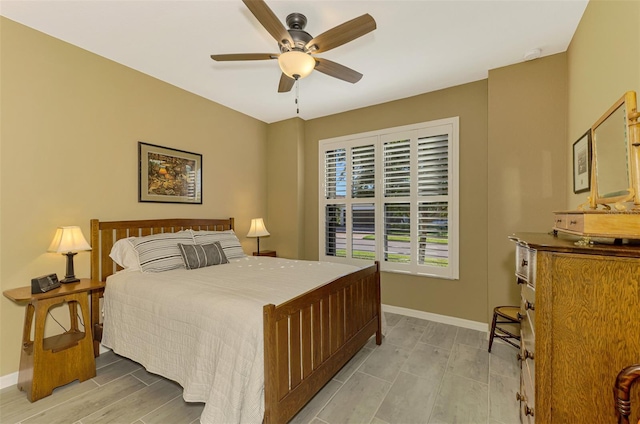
<box><xmin>516</xmin><ymin>278</ymin><xmax>526</xmax><ymax>285</ymax></box>
<box><xmin>521</xmin><ymin>259</ymin><xmax>528</xmax><ymax>267</ymax></box>
<box><xmin>525</xmin><ymin>300</ymin><xmax>535</xmax><ymax>311</ymax></box>
<box><xmin>516</xmin><ymin>392</ymin><xmax>526</xmax><ymax>402</ymax></box>
<box><xmin>524</xmin><ymin>405</ymin><xmax>535</xmax><ymax>417</ymax></box>
<box><xmin>517</xmin><ymin>312</ymin><xmax>525</xmax><ymax>321</ymax></box>
<box><xmin>570</xmin><ymin>220</ymin><xmax>577</xmax><ymax>225</ymax></box>
<box><xmin>517</xmin><ymin>350</ymin><xmax>535</xmax><ymax>361</ymax></box>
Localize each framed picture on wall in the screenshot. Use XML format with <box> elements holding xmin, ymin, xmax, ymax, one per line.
<box><xmin>572</xmin><ymin>131</ymin><xmax>591</xmax><ymax>194</ymax></box>
<box><xmin>138</xmin><ymin>142</ymin><xmax>202</xmax><ymax>204</ymax></box>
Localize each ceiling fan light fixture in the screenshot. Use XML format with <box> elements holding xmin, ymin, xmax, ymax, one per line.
<box><xmin>278</xmin><ymin>51</ymin><xmax>316</xmax><ymax>79</ymax></box>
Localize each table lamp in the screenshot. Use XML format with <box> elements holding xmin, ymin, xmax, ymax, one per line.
<box><xmin>246</xmin><ymin>218</ymin><xmax>270</xmax><ymax>255</ymax></box>
<box><xmin>48</xmin><ymin>226</ymin><xmax>92</xmax><ymax>283</ymax></box>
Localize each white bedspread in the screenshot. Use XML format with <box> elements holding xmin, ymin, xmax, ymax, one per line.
<box><xmin>102</xmin><ymin>256</ymin><xmax>361</xmax><ymax>424</ymax></box>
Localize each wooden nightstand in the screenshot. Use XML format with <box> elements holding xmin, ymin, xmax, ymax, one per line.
<box><xmin>3</xmin><ymin>278</ymin><xmax>105</xmax><ymax>402</ymax></box>
<box><xmin>253</xmin><ymin>250</ymin><xmax>276</xmax><ymax>257</ymax></box>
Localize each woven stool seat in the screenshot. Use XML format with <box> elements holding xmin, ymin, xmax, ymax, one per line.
<box><xmin>488</xmin><ymin>305</ymin><xmax>521</xmax><ymax>352</ymax></box>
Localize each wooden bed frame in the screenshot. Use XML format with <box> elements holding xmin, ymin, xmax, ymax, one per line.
<box><xmin>89</xmin><ymin>217</ymin><xmax>382</xmax><ymax>424</ymax></box>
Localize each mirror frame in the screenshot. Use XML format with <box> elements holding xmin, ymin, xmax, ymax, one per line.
<box><xmin>589</xmin><ymin>91</ymin><xmax>640</xmax><ymax>210</ymax></box>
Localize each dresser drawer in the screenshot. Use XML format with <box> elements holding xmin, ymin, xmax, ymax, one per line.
<box><xmin>520</xmin><ymin>387</ymin><xmax>536</xmax><ymax>423</ymax></box>
<box><xmin>520</xmin><ymin>321</ymin><xmax>535</xmax><ymax>365</ymax></box>
<box><xmin>554</xmin><ymin>213</ymin><xmax>586</xmax><ymax>233</ymax></box>
<box><xmin>519</xmin><ymin>337</ymin><xmax>536</xmax><ymax>423</ymax></box>
<box><xmin>518</xmin><ymin>367</ymin><xmax>532</xmax><ymax>423</ymax></box>
<box><xmin>521</xmin><ymin>313</ymin><xmax>535</xmax><ymax>354</ymax></box>
<box><xmin>565</xmin><ymin>214</ymin><xmax>584</xmax><ymax>232</ymax></box>
<box><xmin>521</xmin><ymin>285</ymin><xmax>536</xmax><ymax>333</ymax></box>
<box><xmin>515</xmin><ymin>245</ymin><xmax>536</xmax><ymax>286</ymax></box>
<box><xmin>524</xmin><ymin>357</ymin><xmax>535</xmax><ymax>407</ymax></box>
<box><xmin>553</xmin><ymin>213</ymin><xmax>567</xmax><ymax>230</ymax></box>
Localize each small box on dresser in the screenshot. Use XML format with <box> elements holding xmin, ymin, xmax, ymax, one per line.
<box><xmin>510</xmin><ymin>233</ymin><xmax>640</xmax><ymax>423</ymax></box>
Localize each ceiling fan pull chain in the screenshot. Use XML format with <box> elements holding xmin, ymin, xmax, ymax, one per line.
<box><xmin>295</xmin><ymin>78</ymin><xmax>300</xmax><ymax>114</ymax></box>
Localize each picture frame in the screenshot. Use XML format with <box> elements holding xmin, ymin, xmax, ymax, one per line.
<box><xmin>572</xmin><ymin>131</ymin><xmax>591</xmax><ymax>194</ymax></box>
<box><xmin>138</xmin><ymin>142</ymin><xmax>202</xmax><ymax>204</ymax></box>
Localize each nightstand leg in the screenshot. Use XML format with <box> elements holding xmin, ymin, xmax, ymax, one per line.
<box><xmin>17</xmin><ymin>304</ymin><xmax>35</xmax><ymax>395</ymax></box>
<box><xmin>91</xmin><ymin>289</ymin><xmax>102</xmax><ymax>357</ymax></box>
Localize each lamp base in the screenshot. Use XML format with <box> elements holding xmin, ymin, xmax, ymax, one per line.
<box><xmin>60</xmin><ymin>277</ymin><xmax>80</xmax><ymax>284</ymax></box>
<box><xmin>62</xmin><ymin>252</ymin><xmax>79</xmax><ymax>284</ymax></box>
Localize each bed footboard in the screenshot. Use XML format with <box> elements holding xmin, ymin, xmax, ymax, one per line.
<box><xmin>262</xmin><ymin>262</ymin><xmax>381</xmax><ymax>424</ymax></box>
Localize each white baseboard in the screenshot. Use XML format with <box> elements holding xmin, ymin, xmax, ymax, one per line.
<box><xmin>0</xmin><ymin>370</ymin><xmax>18</xmax><ymax>390</ymax></box>
<box><xmin>0</xmin><ymin>344</ymin><xmax>112</xmax><ymax>390</ymax></box>
<box><xmin>382</xmin><ymin>303</ymin><xmax>489</xmax><ymax>333</ymax></box>
<box><xmin>99</xmin><ymin>344</ymin><xmax>111</xmax><ymax>355</ymax></box>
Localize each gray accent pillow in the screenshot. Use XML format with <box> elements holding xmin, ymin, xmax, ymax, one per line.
<box><xmin>178</xmin><ymin>242</ymin><xmax>229</xmax><ymax>270</ymax></box>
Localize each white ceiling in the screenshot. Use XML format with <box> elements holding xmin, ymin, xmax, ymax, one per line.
<box><xmin>1</xmin><ymin>0</ymin><xmax>588</xmax><ymax>123</ymax></box>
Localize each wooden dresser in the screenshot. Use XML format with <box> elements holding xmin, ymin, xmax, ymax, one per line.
<box><xmin>510</xmin><ymin>233</ymin><xmax>640</xmax><ymax>423</ymax></box>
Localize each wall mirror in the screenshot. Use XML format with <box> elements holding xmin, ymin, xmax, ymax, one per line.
<box><xmin>589</xmin><ymin>91</ymin><xmax>640</xmax><ymax>210</ymax></box>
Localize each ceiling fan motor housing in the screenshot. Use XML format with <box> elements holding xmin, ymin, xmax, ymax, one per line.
<box><xmin>281</xmin><ymin>13</ymin><xmax>313</xmax><ymax>52</ymax></box>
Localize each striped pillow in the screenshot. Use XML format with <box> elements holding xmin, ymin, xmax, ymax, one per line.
<box><xmin>130</xmin><ymin>231</ymin><xmax>195</xmax><ymax>272</ymax></box>
<box><xmin>178</xmin><ymin>242</ymin><xmax>229</xmax><ymax>270</ymax></box>
<box><xmin>192</xmin><ymin>230</ymin><xmax>246</xmax><ymax>259</ymax></box>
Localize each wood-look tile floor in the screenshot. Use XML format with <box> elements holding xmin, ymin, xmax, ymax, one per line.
<box><xmin>0</xmin><ymin>313</ymin><xmax>520</xmax><ymax>424</ymax></box>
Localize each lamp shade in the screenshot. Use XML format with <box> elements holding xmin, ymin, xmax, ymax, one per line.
<box><xmin>246</xmin><ymin>218</ymin><xmax>270</xmax><ymax>238</ymax></box>
<box><xmin>277</xmin><ymin>51</ymin><xmax>316</xmax><ymax>79</ymax></box>
<box><xmin>48</xmin><ymin>226</ymin><xmax>92</xmax><ymax>253</ymax></box>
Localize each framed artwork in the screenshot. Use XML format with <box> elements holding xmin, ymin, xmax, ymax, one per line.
<box><xmin>138</xmin><ymin>142</ymin><xmax>202</xmax><ymax>204</ymax></box>
<box><xmin>572</xmin><ymin>131</ymin><xmax>591</xmax><ymax>194</ymax></box>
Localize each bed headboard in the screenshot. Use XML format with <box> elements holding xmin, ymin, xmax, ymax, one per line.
<box><xmin>90</xmin><ymin>218</ymin><xmax>235</xmax><ymax>282</ymax></box>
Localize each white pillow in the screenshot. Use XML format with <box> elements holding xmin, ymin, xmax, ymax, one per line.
<box><xmin>192</xmin><ymin>230</ymin><xmax>246</xmax><ymax>259</ymax></box>
<box><xmin>130</xmin><ymin>231</ymin><xmax>195</xmax><ymax>272</ymax></box>
<box><xmin>109</xmin><ymin>237</ymin><xmax>140</xmax><ymax>271</ymax></box>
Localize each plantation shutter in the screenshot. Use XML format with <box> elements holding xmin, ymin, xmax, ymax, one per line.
<box><xmin>418</xmin><ymin>134</ymin><xmax>448</xmax><ymax>196</ymax></box>
<box><xmin>416</xmin><ymin>133</ymin><xmax>450</xmax><ymax>267</ymax></box>
<box><xmin>319</xmin><ymin>117</ymin><xmax>458</xmax><ymax>280</ymax></box>
<box><xmin>383</xmin><ymin>138</ymin><xmax>411</xmax><ymax>197</ymax></box>
<box><xmin>324</xmin><ymin>149</ymin><xmax>346</xmax><ymax>199</ymax></box>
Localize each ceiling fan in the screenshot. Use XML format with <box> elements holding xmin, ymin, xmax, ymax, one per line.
<box><xmin>211</xmin><ymin>0</ymin><xmax>376</xmax><ymax>93</ymax></box>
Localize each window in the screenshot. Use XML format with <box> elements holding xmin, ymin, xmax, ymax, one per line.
<box><xmin>319</xmin><ymin>118</ymin><xmax>459</xmax><ymax>279</ymax></box>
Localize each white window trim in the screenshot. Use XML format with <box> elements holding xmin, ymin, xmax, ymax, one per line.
<box><xmin>318</xmin><ymin>117</ymin><xmax>459</xmax><ymax>280</ymax></box>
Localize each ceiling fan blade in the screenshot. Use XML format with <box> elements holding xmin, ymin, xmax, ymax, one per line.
<box><xmin>314</xmin><ymin>58</ymin><xmax>363</xmax><ymax>84</ymax></box>
<box><xmin>278</xmin><ymin>73</ymin><xmax>295</xmax><ymax>93</ymax></box>
<box><xmin>242</xmin><ymin>0</ymin><xmax>295</xmax><ymax>48</ymax></box>
<box><xmin>305</xmin><ymin>14</ymin><xmax>376</xmax><ymax>54</ymax></box>
<box><xmin>211</xmin><ymin>53</ymin><xmax>277</xmax><ymax>61</ymax></box>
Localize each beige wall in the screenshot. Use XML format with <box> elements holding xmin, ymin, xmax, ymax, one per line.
<box><xmin>0</xmin><ymin>18</ymin><xmax>267</xmax><ymax>376</ymax></box>
<box><xmin>266</xmin><ymin>118</ymin><xmax>305</xmax><ymax>259</ymax></box>
<box><xmin>487</xmin><ymin>54</ymin><xmax>568</xmax><ymax>323</ymax></box>
<box><xmin>566</xmin><ymin>0</ymin><xmax>640</xmax><ymax>208</ymax></box>
<box><xmin>301</xmin><ymin>81</ymin><xmax>490</xmax><ymax>322</ymax></box>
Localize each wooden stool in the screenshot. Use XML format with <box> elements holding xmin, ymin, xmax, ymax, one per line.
<box><xmin>488</xmin><ymin>305</ymin><xmax>521</xmax><ymax>352</ymax></box>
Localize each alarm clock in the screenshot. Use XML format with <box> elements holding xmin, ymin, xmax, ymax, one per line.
<box><xmin>31</xmin><ymin>273</ymin><xmax>60</xmax><ymax>294</ymax></box>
